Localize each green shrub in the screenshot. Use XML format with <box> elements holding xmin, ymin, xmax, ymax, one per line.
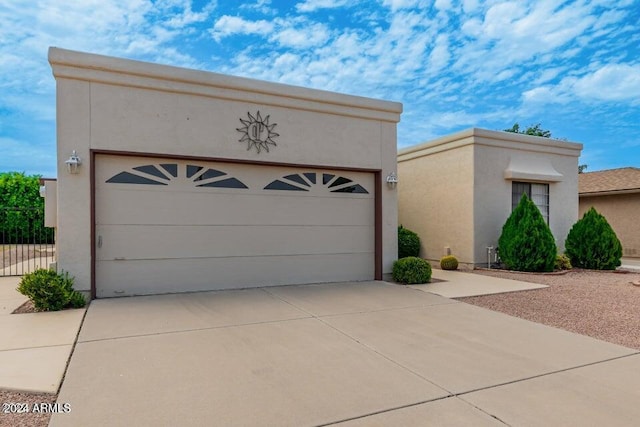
<box><xmin>440</xmin><ymin>255</ymin><xmax>459</xmax><ymax>270</ymax></box>
<box><xmin>555</xmin><ymin>254</ymin><xmax>572</xmax><ymax>271</ymax></box>
<box><xmin>68</xmin><ymin>291</ymin><xmax>86</xmax><ymax>309</ymax></box>
<box><xmin>392</xmin><ymin>257</ymin><xmax>432</xmax><ymax>284</ymax></box>
<box><xmin>498</xmin><ymin>194</ymin><xmax>557</xmax><ymax>272</ymax></box>
<box><xmin>565</xmin><ymin>207</ymin><xmax>622</xmax><ymax>270</ymax></box>
<box><xmin>17</xmin><ymin>269</ymin><xmax>86</xmax><ymax>311</ymax></box>
<box><xmin>398</xmin><ymin>225</ymin><xmax>420</xmax><ymax>258</ymax></box>
<box><xmin>0</xmin><ymin>172</ymin><xmax>54</xmax><ymax>244</ymax></box>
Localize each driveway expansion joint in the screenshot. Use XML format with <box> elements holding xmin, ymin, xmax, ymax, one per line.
<box><xmin>316</xmin><ymin>395</ymin><xmax>455</xmax><ymax>427</ymax></box>
<box><xmin>0</xmin><ymin>343</ymin><xmax>74</xmax><ymax>353</ymax></box>
<box><xmin>454</xmin><ymin>351</ymin><xmax>640</xmax><ymax>398</ymax></box>
<box><xmin>77</xmin><ymin>314</ymin><xmax>315</xmax><ymax>344</ymax></box>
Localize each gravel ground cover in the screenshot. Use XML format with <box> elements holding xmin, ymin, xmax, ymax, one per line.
<box><xmin>0</xmin><ymin>390</ymin><xmax>56</xmax><ymax>427</ymax></box>
<box><xmin>460</xmin><ymin>268</ymin><xmax>640</xmax><ymax>350</ymax></box>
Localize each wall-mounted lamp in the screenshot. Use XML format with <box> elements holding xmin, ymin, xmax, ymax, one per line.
<box><xmin>386</xmin><ymin>172</ymin><xmax>398</xmax><ymax>189</ymax></box>
<box><xmin>65</xmin><ymin>150</ymin><xmax>81</xmax><ymax>174</ymax></box>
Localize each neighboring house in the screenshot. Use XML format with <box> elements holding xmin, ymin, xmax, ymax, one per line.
<box><xmin>579</xmin><ymin>167</ymin><xmax>640</xmax><ymax>259</ymax></box>
<box><xmin>398</xmin><ymin>128</ymin><xmax>583</xmax><ymax>268</ymax></box>
<box><xmin>48</xmin><ymin>48</ymin><xmax>401</xmax><ymax>299</ymax></box>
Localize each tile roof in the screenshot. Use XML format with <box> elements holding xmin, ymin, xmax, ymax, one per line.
<box><xmin>579</xmin><ymin>167</ymin><xmax>640</xmax><ymax>195</ymax></box>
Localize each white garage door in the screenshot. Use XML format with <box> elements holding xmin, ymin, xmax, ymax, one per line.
<box><xmin>95</xmin><ymin>155</ymin><xmax>375</xmax><ymax>297</ymax></box>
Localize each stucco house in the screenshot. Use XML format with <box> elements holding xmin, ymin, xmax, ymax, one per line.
<box><xmin>398</xmin><ymin>128</ymin><xmax>583</xmax><ymax>268</ymax></box>
<box><xmin>48</xmin><ymin>48</ymin><xmax>401</xmax><ymax>299</ymax></box>
<box><xmin>579</xmin><ymin>167</ymin><xmax>640</xmax><ymax>259</ymax></box>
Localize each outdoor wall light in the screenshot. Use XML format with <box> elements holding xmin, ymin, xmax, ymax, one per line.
<box><xmin>65</xmin><ymin>150</ymin><xmax>81</xmax><ymax>174</ymax></box>
<box><xmin>386</xmin><ymin>172</ymin><xmax>398</xmax><ymax>189</ymax></box>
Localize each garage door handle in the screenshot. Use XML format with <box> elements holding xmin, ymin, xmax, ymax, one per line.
<box><xmin>97</xmin><ymin>235</ymin><xmax>102</xmax><ymax>248</ymax></box>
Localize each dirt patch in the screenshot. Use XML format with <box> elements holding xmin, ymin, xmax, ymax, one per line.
<box><xmin>459</xmin><ymin>269</ymin><xmax>640</xmax><ymax>350</ymax></box>
<box><xmin>0</xmin><ymin>390</ymin><xmax>56</xmax><ymax>427</ymax></box>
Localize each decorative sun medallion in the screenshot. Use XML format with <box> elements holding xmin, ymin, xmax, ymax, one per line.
<box><xmin>236</xmin><ymin>111</ymin><xmax>279</xmax><ymax>154</ymax></box>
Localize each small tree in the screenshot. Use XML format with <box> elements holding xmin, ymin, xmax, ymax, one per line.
<box><xmin>504</xmin><ymin>123</ymin><xmax>552</xmax><ymax>138</ymax></box>
<box><xmin>498</xmin><ymin>194</ymin><xmax>557</xmax><ymax>272</ymax></box>
<box><xmin>398</xmin><ymin>225</ymin><xmax>420</xmax><ymax>258</ymax></box>
<box><xmin>565</xmin><ymin>208</ymin><xmax>622</xmax><ymax>270</ymax></box>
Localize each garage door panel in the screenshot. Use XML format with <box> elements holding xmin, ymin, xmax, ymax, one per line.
<box><xmin>96</xmin><ymin>224</ymin><xmax>374</xmax><ymax>260</ymax></box>
<box><xmin>95</xmin><ymin>154</ymin><xmax>376</xmax><ymax>296</ymax></box>
<box><xmin>97</xmin><ymin>190</ymin><xmax>374</xmax><ymax>227</ymax></box>
<box><xmin>96</xmin><ymin>253</ymin><xmax>375</xmax><ymax>297</ymax></box>
<box><xmin>95</xmin><ymin>156</ymin><xmax>375</xmax><ymax>198</ymax></box>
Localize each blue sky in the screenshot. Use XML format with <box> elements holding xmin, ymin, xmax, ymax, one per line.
<box><xmin>1</xmin><ymin>0</ymin><xmax>639</xmax><ymax>177</ymax></box>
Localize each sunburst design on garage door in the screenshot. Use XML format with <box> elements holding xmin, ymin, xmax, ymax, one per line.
<box><xmin>264</xmin><ymin>173</ymin><xmax>368</xmax><ymax>193</ymax></box>
<box><xmin>106</xmin><ymin>163</ymin><xmax>248</xmax><ymax>188</ymax></box>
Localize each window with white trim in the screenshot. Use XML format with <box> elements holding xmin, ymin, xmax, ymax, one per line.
<box><xmin>512</xmin><ymin>182</ymin><xmax>549</xmax><ymax>223</ymax></box>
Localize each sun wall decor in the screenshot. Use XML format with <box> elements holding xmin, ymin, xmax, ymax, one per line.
<box><xmin>236</xmin><ymin>111</ymin><xmax>279</xmax><ymax>154</ymax></box>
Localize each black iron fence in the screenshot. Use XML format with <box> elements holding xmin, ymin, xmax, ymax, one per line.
<box><xmin>1</xmin><ymin>207</ymin><xmax>55</xmax><ymax>276</ymax></box>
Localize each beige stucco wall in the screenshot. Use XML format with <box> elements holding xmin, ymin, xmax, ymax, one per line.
<box><xmin>579</xmin><ymin>193</ymin><xmax>640</xmax><ymax>258</ymax></box>
<box><xmin>398</xmin><ymin>137</ymin><xmax>475</xmax><ymax>265</ymax></box>
<box><xmin>49</xmin><ymin>47</ymin><xmax>401</xmax><ymax>294</ymax></box>
<box><xmin>43</xmin><ymin>180</ymin><xmax>57</xmax><ymax>228</ymax></box>
<box><xmin>398</xmin><ymin>128</ymin><xmax>583</xmax><ymax>267</ymax></box>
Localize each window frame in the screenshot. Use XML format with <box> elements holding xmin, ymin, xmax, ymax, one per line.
<box><xmin>512</xmin><ymin>181</ymin><xmax>549</xmax><ymax>224</ymax></box>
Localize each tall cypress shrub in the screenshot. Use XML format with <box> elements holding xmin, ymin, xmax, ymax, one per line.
<box><xmin>565</xmin><ymin>207</ymin><xmax>622</xmax><ymax>270</ymax></box>
<box><xmin>498</xmin><ymin>194</ymin><xmax>557</xmax><ymax>272</ymax></box>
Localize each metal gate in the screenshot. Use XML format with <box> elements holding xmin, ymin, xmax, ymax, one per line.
<box><xmin>1</xmin><ymin>207</ymin><xmax>55</xmax><ymax>276</ymax></box>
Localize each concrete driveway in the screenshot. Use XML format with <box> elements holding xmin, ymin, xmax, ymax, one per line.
<box><xmin>51</xmin><ymin>281</ymin><xmax>640</xmax><ymax>426</ymax></box>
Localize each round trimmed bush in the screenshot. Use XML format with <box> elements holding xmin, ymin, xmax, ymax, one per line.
<box><xmin>392</xmin><ymin>257</ymin><xmax>432</xmax><ymax>284</ymax></box>
<box><xmin>17</xmin><ymin>269</ymin><xmax>86</xmax><ymax>311</ymax></box>
<box><xmin>555</xmin><ymin>254</ymin><xmax>572</xmax><ymax>271</ymax></box>
<box><xmin>440</xmin><ymin>255</ymin><xmax>459</xmax><ymax>270</ymax></box>
<box><xmin>498</xmin><ymin>194</ymin><xmax>557</xmax><ymax>272</ymax></box>
<box><xmin>565</xmin><ymin>207</ymin><xmax>622</xmax><ymax>270</ymax></box>
<box><xmin>398</xmin><ymin>225</ymin><xmax>420</xmax><ymax>258</ymax></box>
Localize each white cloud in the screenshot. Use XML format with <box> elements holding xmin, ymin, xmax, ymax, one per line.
<box><xmin>522</xmin><ymin>86</ymin><xmax>569</xmax><ymax>105</ymax></box>
<box><xmin>462</xmin><ymin>0</ymin><xmax>480</xmax><ymax>13</ymax></box>
<box><xmin>240</xmin><ymin>0</ymin><xmax>276</xmax><ymax>14</ymax></box>
<box><xmin>532</xmin><ymin>67</ymin><xmax>565</xmax><ymax>85</ymax></box>
<box><xmin>573</xmin><ymin>63</ymin><xmax>640</xmax><ymax>102</ymax></box>
<box><xmin>381</xmin><ymin>0</ymin><xmax>423</xmax><ymax>12</ymax></box>
<box><xmin>295</xmin><ymin>0</ymin><xmax>350</xmax><ymax>13</ymax></box>
<box><xmin>428</xmin><ymin>34</ymin><xmax>450</xmax><ymax>73</ymax></box>
<box><xmin>523</xmin><ymin>62</ymin><xmax>640</xmax><ymax>107</ymax></box>
<box><xmin>211</xmin><ymin>16</ymin><xmax>275</xmax><ymax>41</ymax></box>
<box><xmin>434</xmin><ymin>0</ymin><xmax>453</xmax><ymax>12</ymax></box>
<box><xmin>271</xmin><ymin>23</ymin><xmax>331</xmax><ymax>48</ymax></box>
